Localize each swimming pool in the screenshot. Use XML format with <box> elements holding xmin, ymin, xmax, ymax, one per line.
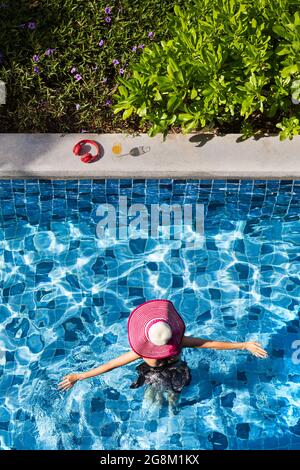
<box><xmin>0</xmin><ymin>179</ymin><xmax>300</xmax><ymax>450</ymax></box>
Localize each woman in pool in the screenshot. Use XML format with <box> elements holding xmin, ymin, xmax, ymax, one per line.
<box><xmin>59</xmin><ymin>300</ymin><xmax>268</xmax><ymax>396</ymax></box>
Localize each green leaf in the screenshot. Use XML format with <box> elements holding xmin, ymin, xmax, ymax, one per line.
<box><xmin>113</xmin><ymin>104</ymin><xmax>128</xmax><ymax>115</ymax></box>
<box><xmin>137</xmin><ymin>103</ymin><xmax>147</xmax><ymax>117</ymax></box>
<box><xmin>118</xmin><ymin>85</ymin><xmax>128</xmax><ymax>98</ymax></box>
<box><xmin>174</xmin><ymin>5</ymin><xmax>183</xmax><ymax>17</ymax></box>
<box><xmin>167</xmin><ymin>94</ymin><xmax>182</xmax><ymax>112</ymax></box>
<box><xmin>122</xmin><ymin>107</ymin><xmax>134</xmax><ymax>120</ymax></box>
<box><xmin>294</xmin><ymin>11</ymin><xmax>300</xmax><ymax>26</ymax></box>
<box><xmin>291</xmin><ymin>79</ymin><xmax>300</xmax><ymax>100</ymax></box>
<box><xmin>154</xmin><ymin>89</ymin><xmax>162</xmax><ymax>101</ymax></box>
<box><xmin>174</xmin><ymin>70</ymin><xmax>184</xmax><ymax>83</ymax></box>
<box><xmin>148</xmin><ymin>74</ymin><xmax>158</xmax><ymax>86</ymax></box>
<box><xmin>178</xmin><ymin>113</ymin><xmax>194</xmax><ymax>122</ymax></box>
<box><xmin>156</xmin><ymin>76</ymin><xmax>172</xmax><ymax>91</ymax></box>
<box><xmin>133</xmin><ymin>71</ymin><xmax>145</xmax><ymax>85</ymax></box>
<box><xmin>168</xmin><ymin>114</ymin><xmax>177</xmax><ymax>125</ymax></box>
<box><xmin>118</xmin><ymin>77</ymin><xmax>135</xmax><ymax>91</ymax></box>
<box><xmin>190</xmin><ymin>88</ymin><xmax>198</xmax><ymax>99</ymax></box>
<box><xmin>183</xmin><ymin>120</ymin><xmax>198</xmax><ymax>133</ymax></box>
<box><xmin>267</xmin><ymin>103</ymin><xmax>278</xmax><ymax>118</ymax></box>
<box><xmin>167</xmin><ymin>57</ymin><xmax>179</xmax><ymax>73</ymax></box>
<box><xmin>281</xmin><ymin>64</ymin><xmax>299</xmax><ymax>77</ymax></box>
<box><xmin>148</xmin><ymin>124</ymin><xmax>162</xmax><ymax>137</ymax></box>
<box><xmin>276</xmin><ymin>46</ymin><xmax>291</xmax><ymax>56</ymax></box>
<box><xmin>272</xmin><ymin>24</ymin><xmax>287</xmax><ymax>38</ymax></box>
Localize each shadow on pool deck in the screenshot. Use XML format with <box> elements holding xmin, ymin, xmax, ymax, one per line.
<box><xmin>189</xmin><ymin>131</ymin><xmax>278</xmax><ymax>148</ymax></box>
<box><xmin>235</xmin><ymin>132</ymin><xmax>278</xmax><ymax>143</ymax></box>
<box><xmin>189</xmin><ymin>133</ymin><xmax>215</xmax><ymax>147</ymax></box>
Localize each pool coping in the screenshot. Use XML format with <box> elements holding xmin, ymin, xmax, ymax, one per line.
<box><xmin>1</xmin><ymin>132</ymin><xmax>300</xmax><ymax>179</ymax></box>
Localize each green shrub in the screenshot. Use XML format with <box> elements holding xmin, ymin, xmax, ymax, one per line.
<box><xmin>113</xmin><ymin>0</ymin><xmax>300</xmax><ymax>139</ymax></box>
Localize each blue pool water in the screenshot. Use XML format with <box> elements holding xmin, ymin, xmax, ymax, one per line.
<box><xmin>0</xmin><ymin>179</ymin><xmax>300</xmax><ymax>450</ymax></box>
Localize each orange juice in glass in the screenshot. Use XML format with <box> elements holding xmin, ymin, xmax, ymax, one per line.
<box><xmin>112</xmin><ymin>143</ymin><xmax>122</xmax><ymax>156</ymax></box>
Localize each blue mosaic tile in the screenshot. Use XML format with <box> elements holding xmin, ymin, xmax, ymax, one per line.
<box><xmin>0</xmin><ymin>179</ymin><xmax>300</xmax><ymax>450</ymax></box>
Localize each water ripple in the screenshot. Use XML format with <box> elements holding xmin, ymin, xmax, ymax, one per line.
<box><xmin>0</xmin><ymin>180</ymin><xmax>300</xmax><ymax>450</ymax></box>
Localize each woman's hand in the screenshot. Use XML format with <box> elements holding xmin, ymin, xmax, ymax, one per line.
<box><xmin>58</xmin><ymin>373</ymin><xmax>83</xmax><ymax>391</ymax></box>
<box><xmin>244</xmin><ymin>341</ymin><xmax>268</xmax><ymax>358</ymax></box>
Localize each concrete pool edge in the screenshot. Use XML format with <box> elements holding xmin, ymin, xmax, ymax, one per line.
<box><xmin>1</xmin><ymin>132</ymin><xmax>300</xmax><ymax>179</ymax></box>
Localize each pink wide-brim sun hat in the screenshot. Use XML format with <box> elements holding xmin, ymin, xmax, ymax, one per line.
<box><xmin>128</xmin><ymin>299</ymin><xmax>186</xmax><ymax>359</ymax></box>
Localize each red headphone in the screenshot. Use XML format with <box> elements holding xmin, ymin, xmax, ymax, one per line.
<box><xmin>72</xmin><ymin>139</ymin><xmax>101</xmax><ymax>163</ymax></box>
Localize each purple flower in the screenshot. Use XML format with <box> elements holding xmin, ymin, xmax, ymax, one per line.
<box><xmin>138</xmin><ymin>44</ymin><xmax>145</xmax><ymax>49</ymax></box>
<box><xmin>75</xmin><ymin>104</ymin><xmax>80</xmax><ymax>110</ymax></box>
<box><xmin>93</xmin><ymin>65</ymin><xmax>98</xmax><ymax>71</ymax></box>
<box><xmin>33</xmin><ymin>66</ymin><xmax>40</xmax><ymax>74</ymax></box>
<box><xmin>119</xmin><ymin>68</ymin><xmax>125</xmax><ymax>75</ymax></box>
<box><xmin>98</xmin><ymin>39</ymin><xmax>104</xmax><ymax>47</ymax></box>
<box><xmin>132</xmin><ymin>46</ymin><xmax>137</xmax><ymax>52</ymax></box>
<box><xmin>74</xmin><ymin>74</ymin><xmax>82</xmax><ymax>81</ymax></box>
<box><xmin>28</xmin><ymin>21</ymin><xmax>36</xmax><ymax>30</ymax></box>
<box><xmin>148</xmin><ymin>31</ymin><xmax>154</xmax><ymax>39</ymax></box>
<box><xmin>102</xmin><ymin>77</ymin><xmax>108</xmax><ymax>83</ymax></box>
<box><xmin>105</xmin><ymin>16</ymin><xmax>111</xmax><ymax>23</ymax></box>
<box><xmin>45</xmin><ymin>48</ymin><xmax>55</xmax><ymax>56</ymax></box>
<box><xmin>33</xmin><ymin>54</ymin><xmax>39</xmax><ymax>62</ymax></box>
<box><xmin>106</xmin><ymin>99</ymin><xmax>112</xmax><ymax>106</ymax></box>
<box><xmin>112</xmin><ymin>59</ymin><xmax>119</xmax><ymax>65</ymax></box>
<box><xmin>104</xmin><ymin>7</ymin><xmax>111</xmax><ymax>14</ymax></box>
<box><xmin>70</xmin><ymin>67</ymin><xmax>77</xmax><ymax>74</ymax></box>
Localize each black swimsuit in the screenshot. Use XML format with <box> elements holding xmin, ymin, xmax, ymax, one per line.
<box><xmin>130</xmin><ymin>356</ymin><xmax>191</xmax><ymax>393</ymax></box>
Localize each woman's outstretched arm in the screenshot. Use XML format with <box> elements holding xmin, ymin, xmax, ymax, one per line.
<box><xmin>58</xmin><ymin>350</ymin><xmax>141</xmax><ymax>391</ymax></box>
<box><xmin>181</xmin><ymin>336</ymin><xmax>268</xmax><ymax>358</ymax></box>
